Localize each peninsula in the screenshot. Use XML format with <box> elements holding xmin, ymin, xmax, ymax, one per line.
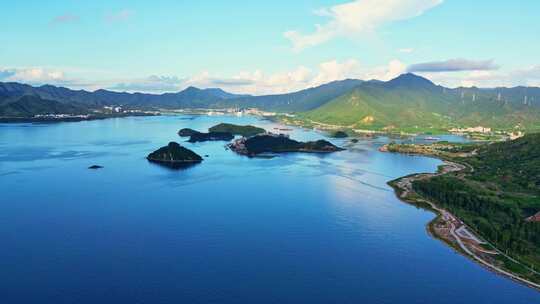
<box><xmin>385</xmin><ymin>135</ymin><xmax>540</xmax><ymax>289</ymax></box>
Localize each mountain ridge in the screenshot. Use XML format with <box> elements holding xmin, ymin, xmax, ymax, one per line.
<box><xmin>2</xmin><ymin>74</ymin><xmax>540</xmax><ymax>131</ymax></box>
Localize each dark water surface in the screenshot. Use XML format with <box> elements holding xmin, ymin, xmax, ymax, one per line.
<box><xmin>1</xmin><ymin>115</ymin><xmax>538</xmax><ymax>303</ymax></box>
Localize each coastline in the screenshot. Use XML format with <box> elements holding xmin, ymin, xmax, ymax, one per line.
<box><xmin>387</xmin><ymin>158</ymin><xmax>540</xmax><ymax>291</ymax></box>
<box><xmin>0</xmin><ymin>112</ymin><xmax>159</xmax><ymax>124</ymax></box>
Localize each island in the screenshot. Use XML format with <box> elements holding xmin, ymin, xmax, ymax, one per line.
<box><xmin>178</xmin><ymin>128</ymin><xmax>234</xmax><ymax>142</ymax></box>
<box><xmin>209</xmin><ymin>123</ymin><xmax>265</xmax><ymax>137</ymax></box>
<box><xmin>330</xmin><ymin>130</ymin><xmax>348</xmax><ymax>138</ymax></box>
<box><xmin>187</xmin><ymin>131</ymin><xmax>234</xmax><ymax>143</ymax></box>
<box><xmin>147</xmin><ymin>142</ymin><xmax>203</xmax><ymax>168</ymax></box>
<box><xmin>178</xmin><ymin>128</ymin><xmax>200</xmax><ymax>137</ymax></box>
<box><xmin>384</xmin><ymin>135</ymin><xmax>540</xmax><ymax>289</ymax></box>
<box><xmin>228</xmin><ymin>133</ymin><xmax>344</xmax><ymax>156</ymax></box>
<box><xmin>88</xmin><ymin>165</ymin><xmax>104</xmax><ymax>170</ymax></box>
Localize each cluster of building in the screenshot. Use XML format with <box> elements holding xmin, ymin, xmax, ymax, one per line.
<box><xmin>33</xmin><ymin>114</ymin><xmax>90</xmax><ymax>119</ymax></box>
<box><xmin>449</xmin><ymin>126</ymin><xmax>492</xmax><ymax>134</ymax></box>
<box><xmin>103</xmin><ymin>106</ymin><xmax>123</xmax><ymax>113</ymax></box>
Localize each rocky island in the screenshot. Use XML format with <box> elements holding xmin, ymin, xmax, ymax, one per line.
<box><xmin>147</xmin><ymin>142</ymin><xmax>203</xmax><ymax>168</ymax></box>
<box><xmin>229</xmin><ymin>133</ymin><xmax>344</xmax><ymax>156</ymax></box>
<box><xmin>209</xmin><ymin>123</ymin><xmax>265</xmax><ymax>137</ymax></box>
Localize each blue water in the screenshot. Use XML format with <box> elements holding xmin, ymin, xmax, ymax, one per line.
<box><xmin>0</xmin><ymin>115</ymin><xmax>538</xmax><ymax>303</ymax></box>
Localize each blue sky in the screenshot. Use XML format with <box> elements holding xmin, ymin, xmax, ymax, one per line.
<box><xmin>1</xmin><ymin>0</ymin><xmax>539</xmax><ymax>94</ymax></box>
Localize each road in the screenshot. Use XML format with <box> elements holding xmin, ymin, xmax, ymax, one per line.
<box><xmin>394</xmin><ymin>160</ymin><xmax>540</xmax><ymax>290</ymax></box>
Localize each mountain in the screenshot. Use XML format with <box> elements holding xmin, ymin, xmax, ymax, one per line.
<box><xmin>2</xmin><ymin>74</ymin><xmax>540</xmax><ymax>131</ymax></box>
<box><xmin>0</xmin><ymin>79</ymin><xmax>363</xmax><ymax>113</ymax></box>
<box><xmin>0</xmin><ymin>95</ymin><xmax>88</xmax><ymax>117</ymax></box>
<box><xmin>214</xmin><ymin>79</ymin><xmax>364</xmax><ymax>112</ymax></box>
<box><xmin>0</xmin><ymin>82</ymin><xmax>248</xmax><ymax>109</ymax></box>
<box><xmin>302</xmin><ymin>74</ymin><xmax>540</xmax><ymax>132</ymax></box>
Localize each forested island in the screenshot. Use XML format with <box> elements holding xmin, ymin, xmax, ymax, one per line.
<box><xmin>209</xmin><ymin>123</ymin><xmax>265</xmax><ymax>137</ymax></box>
<box><xmin>147</xmin><ymin>142</ymin><xmax>203</xmax><ymax>168</ymax></box>
<box><xmin>229</xmin><ymin>134</ymin><xmax>344</xmax><ymax>156</ymax></box>
<box><xmin>177</xmin><ymin>128</ymin><xmax>234</xmax><ymax>143</ymax></box>
<box><xmin>386</xmin><ymin>134</ymin><xmax>540</xmax><ymax>288</ymax></box>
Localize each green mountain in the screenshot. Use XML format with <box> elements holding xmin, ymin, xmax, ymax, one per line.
<box><xmin>215</xmin><ymin>79</ymin><xmax>364</xmax><ymax>112</ymax></box>
<box><xmin>301</xmin><ymin>74</ymin><xmax>540</xmax><ymax>132</ymax></box>
<box><xmin>0</xmin><ymin>82</ymin><xmax>248</xmax><ymax>109</ymax></box>
<box><xmin>0</xmin><ymin>79</ymin><xmax>361</xmax><ymax>112</ymax></box>
<box><xmin>0</xmin><ymin>95</ymin><xmax>88</xmax><ymax>117</ymax></box>
<box><xmin>2</xmin><ymin>74</ymin><xmax>540</xmax><ymax>131</ymax></box>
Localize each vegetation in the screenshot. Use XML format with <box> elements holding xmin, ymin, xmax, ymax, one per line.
<box><xmin>178</xmin><ymin>128</ymin><xmax>200</xmax><ymax>137</ymax></box>
<box><xmin>187</xmin><ymin>131</ymin><xmax>234</xmax><ymax>143</ymax></box>
<box><xmin>3</xmin><ymin>73</ymin><xmax>540</xmax><ymax>133</ymax></box>
<box><xmin>147</xmin><ymin>142</ymin><xmax>203</xmax><ymax>167</ymax></box>
<box><xmin>384</xmin><ymin>141</ymin><xmax>478</xmax><ymax>158</ymax></box>
<box><xmin>330</xmin><ymin>130</ymin><xmax>349</xmax><ymax>138</ymax></box>
<box><xmin>0</xmin><ymin>95</ymin><xmax>87</xmax><ymax>117</ymax></box>
<box><xmin>236</xmin><ymin>135</ymin><xmax>344</xmax><ymax>155</ymax></box>
<box><xmin>209</xmin><ymin>123</ymin><xmax>265</xmax><ymax>137</ymax></box>
<box><xmin>301</xmin><ymin>74</ymin><xmax>540</xmax><ymax>133</ymax></box>
<box><xmin>411</xmin><ymin>134</ymin><xmax>540</xmax><ymax>275</ymax></box>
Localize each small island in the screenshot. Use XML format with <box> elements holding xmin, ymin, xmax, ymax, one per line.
<box><xmin>209</xmin><ymin>123</ymin><xmax>265</xmax><ymax>137</ymax></box>
<box><xmin>187</xmin><ymin>131</ymin><xmax>234</xmax><ymax>143</ymax></box>
<box><xmin>229</xmin><ymin>133</ymin><xmax>344</xmax><ymax>156</ymax></box>
<box><xmin>178</xmin><ymin>128</ymin><xmax>234</xmax><ymax>142</ymax></box>
<box><xmin>147</xmin><ymin>142</ymin><xmax>203</xmax><ymax>168</ymax></box>
<box><xmin>330</xmin><ymin>130</ymin><xmax>349</xmax><ymax>138</ymax></box>
<box><xmin>178</xmin><ymin>128</ymin><xmax>200</xmax><ymax>137</ymax></box>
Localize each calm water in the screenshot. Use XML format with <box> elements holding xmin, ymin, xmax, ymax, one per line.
<box><xmin>1</xmin><ymin>115</ymin><xmax>538</xmax><ymax>303</ymax></box>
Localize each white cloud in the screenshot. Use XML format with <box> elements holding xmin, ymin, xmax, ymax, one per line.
<box><xmin>182</xmin><ymin>59</ymin><xmax>408</xmax><ymax>94</ymax></box>
<box><xmin>1</xmin><ymin>67</ymin><xmax>67</xmax><ymax>83</ymax></box>
<box><xmin>312</xmin><ymin>59</ymin><xmax>361</xmax><ymax>85</ymax></box>
<box><xmin>4</xmin><ymin>62</ymin><xmax>540</xmax><ymax>95</ymax></box>
<box><xmin>364</xmin><ymin>59</ymin><xmax>407</xmax><ymax>81</ymax></box>
<box><xmin>0</xmin><ymin>60</ymin><xmax>405</xmax><ymax>94</ymax></box>
<box><xmin>108</xmin><ymin>75</ymin><xmax>184</xmax><ymax>92</ymax></box>
<box><xmin>285</xmin><ymin>0</ymin><xmax>443</xmax><ymax>51</ymax></box>
<box><xmin>415</xmin><ymin>66</ymin><xmax>540</xmax><ymax>88</ymax></box>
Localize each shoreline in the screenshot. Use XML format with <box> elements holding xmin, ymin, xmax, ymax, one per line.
<box><xmin>0</xmin><ymin>112</ymin><xmax>159</xmax><ymax>124</ymax></box>
<box><xmin>387</xmin><ymin>158</ymin><xmax>540</xmax><ymax>291</ymax></box>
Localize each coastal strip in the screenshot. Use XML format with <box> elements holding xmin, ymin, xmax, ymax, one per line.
<box><xmin>387</xmin><ymin>157</ymin><xmax>540</xmax><ymax>291</ymax></box>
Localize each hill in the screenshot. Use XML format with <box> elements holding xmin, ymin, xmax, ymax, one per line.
<box><xmin>2</xmin><ymin>74</ymin><xmax>540</xmax><ymax>132</ymax></box>
<box><xmin>215</xmin><ymin>79</ymin><xmax>363</xmax><ymax>112</ymax></box>
<box><xmin>0</xmin><ymin>95</ymin><xmax>88</xmax><ymax>117</ymax></box>
<box><xmin>0</xmin><ymin>79</ymin><xmax>362</xmax><ymax>112</ymax></box>
<box><xmin>301</xmin><ymin>73</ymin><xmax>540</xmax><ymax>132</ymax></box>
<box><xmin>0</xmin><ymin>82</ymin><xmax>248</xmax><ymax>109</ymax></box>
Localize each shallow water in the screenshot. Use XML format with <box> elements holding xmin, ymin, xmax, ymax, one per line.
<box><xmin>1</xmin><ymin>115</ymin><xmax>538</xmax><ymax>303</ymax></box>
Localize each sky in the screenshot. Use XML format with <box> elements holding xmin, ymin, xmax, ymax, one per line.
<box><xmin>1</xmin><ymin>0</ymin><xmax>539</xmax><ymax>95</ymax></box>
